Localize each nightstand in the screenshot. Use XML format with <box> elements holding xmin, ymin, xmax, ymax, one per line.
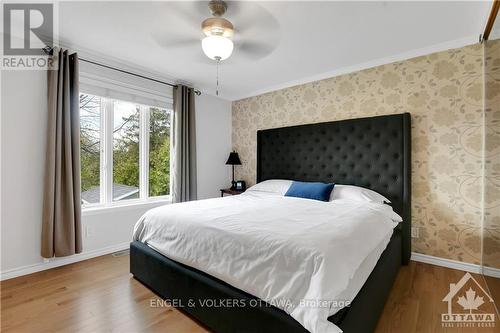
<box><xmin>220</xmin><ymin>188</ymin><xmax>245</xmax><ymax>197</ymax></box>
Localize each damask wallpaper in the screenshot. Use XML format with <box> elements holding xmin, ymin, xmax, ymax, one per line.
<box><xmin>483</xmin><ymin>39</ymin><xmax>500</xmax><ymax>269</ymax></box>
<box><xmin>232</xmin><ymin>43</ymin><xmax>490</xmax><ymax>264</ymax></box>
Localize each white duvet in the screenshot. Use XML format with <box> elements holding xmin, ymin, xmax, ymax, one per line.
<box><xmin>133</xmin><ymin>191</ymin><xmax>401</xmax><ymax>333</ymax></box>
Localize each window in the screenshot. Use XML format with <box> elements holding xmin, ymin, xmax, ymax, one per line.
<box><xmin>80</xmin><ymin>93</ymin><xmax>171</xmax><ymax>207</ymax></box>
<box><xmin>149</xmin><ymin>107</ymin><xmax>171</xmax><ymax>197</ymax></box>
<box><xmin>112</xmin><ymin>101</ymin><xmax>140</xmax><ymax>202</ymax></box>
<box><xmin>80</xmin><ymin>94</ymin><xmax>102</xmax><ymax>204</ymax></box>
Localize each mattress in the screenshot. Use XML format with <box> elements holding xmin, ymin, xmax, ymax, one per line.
<box><xmin>145</xmin><ymin>224</ymin><xmax>392</xmax><ymax>317</ymax></box>
<box><xmin>133</xmin><ymin>191</ymin><xmax>401</xmax><ymax>333</ymax></box>
<box><xmin>334</xmin><ymin>230</ymin><xmax>393</xmax><ymax>307</ymax></box>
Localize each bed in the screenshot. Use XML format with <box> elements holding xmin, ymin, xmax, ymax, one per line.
<box><xmin>130</xmin><ymin>113</ymin><xmax>411</xmax><ymax>333</ymax></box>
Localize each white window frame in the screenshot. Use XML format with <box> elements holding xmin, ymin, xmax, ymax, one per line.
<box><xmin>81</xmin><ymin>94</ymin><xmax>172</xmax><ymax>209</ymax></box>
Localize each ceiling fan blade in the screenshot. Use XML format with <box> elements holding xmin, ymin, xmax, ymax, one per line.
<box><xmin>151</xmin><ymin>31</ymin><xmax>199</xmax><ymax>50</ymax></box>
<box><xmin>225</xmin><ymin>1</ymin><xmax>280</xmax><ymax>61</ymax></box>
<box><xmin>233</xmin><ymin>40</ymin><xmax>277</xmax><ymax>60</ymax></box>
<box><xmin>149</xmin><ymin>1</ymin><xmax>206</xmax><ymax>50</ymax></box>
<box><xmin>154</xmin><ymin>1</ymin><xmax>206</xmax><ymax>27</ymax></box>
<box><xmin>226</xmin><ymin>1</ymin><xmax>280</xmax><ymax>36</ymax></box>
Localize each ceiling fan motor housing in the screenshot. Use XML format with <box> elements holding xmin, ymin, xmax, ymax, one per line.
<box><xmin>208</xmin><ymin>0</ymin><xmax>227</xmax><ymax>16</ymax></box>
<box><xmin>202</xmin><ymin>1</ymin><xmax>234</xmax><ymax>38</ymax></box>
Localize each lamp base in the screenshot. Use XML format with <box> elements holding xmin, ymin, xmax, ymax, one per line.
<box><xmin>230</xmin><ymin>180</ymin><xmax>237</xmax><ymax>190</ymax></box>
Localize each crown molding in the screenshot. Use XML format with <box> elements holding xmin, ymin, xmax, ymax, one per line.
<box><xmin>51</xmin><ymin>34</ymin><xmax>480</xmax><ymax>102</ymax></box>
<box><xmin>232</xmin><ymin>35</ymin><xmax>479</xmax><ymax>101</ymax></box>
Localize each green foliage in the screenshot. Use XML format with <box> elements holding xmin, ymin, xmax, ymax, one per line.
<box><xmin>80</xmin><ymin>94</ymin><xmax>171</xmax><ymax>200</ymax></box>
<box><xmin>149</xmin><ymin>108</ymin><xmax>170</xmax><ymax>196</ymax></box>
<box><xmin>80</xmin><ymin>145</ymin><xmax>100</xmax><ymax>192</ymax></box>
<box><xmin>113</xmin><ymin>107</ymin><xmax>140</xmax><ymax>188</ymax></box>
<box><xmin>80</xmin><ymin>94</ymin><xmax>101</xmax><ymax>193</ymax></box>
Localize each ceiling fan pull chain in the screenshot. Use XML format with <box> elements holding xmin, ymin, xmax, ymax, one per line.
<box><xmin>216</xmin><ymin>56</ymin><xmax>221</xmax><ymax>96</ymax></box>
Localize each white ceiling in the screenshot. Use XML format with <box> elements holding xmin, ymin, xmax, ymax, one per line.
<box><xmin>58</xmin><ymin>1</ymin><xmax>492</xmax><ymax>101</ymax></box>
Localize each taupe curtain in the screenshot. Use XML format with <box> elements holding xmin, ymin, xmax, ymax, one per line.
<box><xmin>171</xmin><ymin>85</ymin><xmax>197</xmax><ymax>203</ymax></box>
<box><xmin>41</xmin><ymin>48</ymin><xmax>82</xmax><ymax>258</ymax></box>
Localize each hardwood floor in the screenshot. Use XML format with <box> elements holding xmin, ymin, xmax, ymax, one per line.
<box><xmin>376</xmin><ymin>261</ymin><xmax>499</xmax><ymax>333</ymax></box>
<box><xmin>1</xmin><ymin>254</ymin><xmax>499</xmax><ymax>333</ymax></box>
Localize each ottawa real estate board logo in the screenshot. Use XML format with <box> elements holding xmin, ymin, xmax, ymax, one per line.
<box><xmin>442</xmin><ymin>272</ymin><xmax>496</xmax><ymax>328</ymax></box>
<box><xmin>2</xmin><ymin>2</ymin><xmax>56</xmax><ymax>69</ymax></box>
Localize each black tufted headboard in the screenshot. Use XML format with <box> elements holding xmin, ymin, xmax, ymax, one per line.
<box><xmin>256</xmin><ymin>113</ymin><xmax>411</xmax><ymax>264</ymax></box>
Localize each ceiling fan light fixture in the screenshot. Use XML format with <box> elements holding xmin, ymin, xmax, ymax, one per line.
<box><xmin>201</xmin><ymin>17</ymin><xmax>234</xmax><ymax>38</ymax></box>
<box><xmin>201</xmin><ymin>35</ymin><xmax>233</xmax><ymax>61</ymax></box>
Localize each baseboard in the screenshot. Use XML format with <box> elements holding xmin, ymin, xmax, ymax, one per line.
<box><xmin>483</xmin><ymin>266</ymin><xmax>500</xmax><ymax>279</ymax></box>
<box><xmin>411</xmin><ymin>252</ymin><xmax>500</xmax><ymax>278</ymax></box>
<box><xmin>0</xmin><ymin>242</ymin><xmax>130</xmax><ymax>281</ymax></box>
<box><xmin>3</xmin><ymin>247</ymin><xmax>498</xmax><ymax>281</ymax></box>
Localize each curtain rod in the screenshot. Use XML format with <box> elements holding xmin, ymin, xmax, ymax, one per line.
<box><xmin>481</xmin><ymin>0</ymin><xmax>499</xmax><ymax>41</ymax></box>
<box><xmin>42</xmin><ymin>46</ymin><xmax>201</xmax><ymax>96</ymax></box>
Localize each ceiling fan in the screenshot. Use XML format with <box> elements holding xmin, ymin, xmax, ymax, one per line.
<box><xmin>154</xmin><ymin>1</ymin><xmax>279</xmax><ymax>60</ymax></box>
<box><xmin>201</xmin><ymin>0</ymin><xmax>235</xmax><ymax>61</ymax></box>
<box><xmin>153</xmin><ymin>0</ymin><xmax>280</xmax><ymax>95</ymax></box>
<box><xmin>200</xmin><ymin>0</ymin><xmax>235</xmax><ymax>95</ymax></box>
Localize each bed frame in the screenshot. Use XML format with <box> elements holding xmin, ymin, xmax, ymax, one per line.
<box><xmin>130</xmin><ymin>113</ymin><xmax>411</xmax><ymax>332</ymax></box>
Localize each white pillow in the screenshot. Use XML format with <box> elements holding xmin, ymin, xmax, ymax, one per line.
<box><xmin>246</xmin><ymin>179</ymin><xmax>293</xmax><ymax>195</ymax></box>
<box><xmin>330</xmin><ymin>185</ymin><xmax>391</xmax><ymax>204</ymax></box>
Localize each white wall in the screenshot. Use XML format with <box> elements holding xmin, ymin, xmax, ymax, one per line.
<box><xmin>1</xmin><ymin>70</ymin><xmax>48</xmax><ymax>271</ymax></box>
<box><xmin>195</xmin><ymin>94</ymin><xmax>232</xmax><ymax>199</ymax></box>
<box><xmin>0</xmin><ymin>70</ymin><xmax>231</xmax><ymax>279</ymax></box>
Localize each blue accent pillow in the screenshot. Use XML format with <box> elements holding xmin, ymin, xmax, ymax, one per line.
<box><xmin>284</xmin><ymin>181</ymin><xmax>335</xmax><ymax>202</ymax></box>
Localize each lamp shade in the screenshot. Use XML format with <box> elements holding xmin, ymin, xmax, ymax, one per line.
<box><xmin>225</xmin><ymin>151</ymin><xmax>241</xmax><ymax>165</ymax></box>
<box><xmin>202</xmin><ymin>35</ymin><xmax>234</xmax><ymax>61</ymax></box>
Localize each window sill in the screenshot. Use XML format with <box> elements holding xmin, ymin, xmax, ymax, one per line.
<box><xmin>82</xmin><ymin>197</ymin><xmax>171</xmax><ymax>216</ymax></box>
